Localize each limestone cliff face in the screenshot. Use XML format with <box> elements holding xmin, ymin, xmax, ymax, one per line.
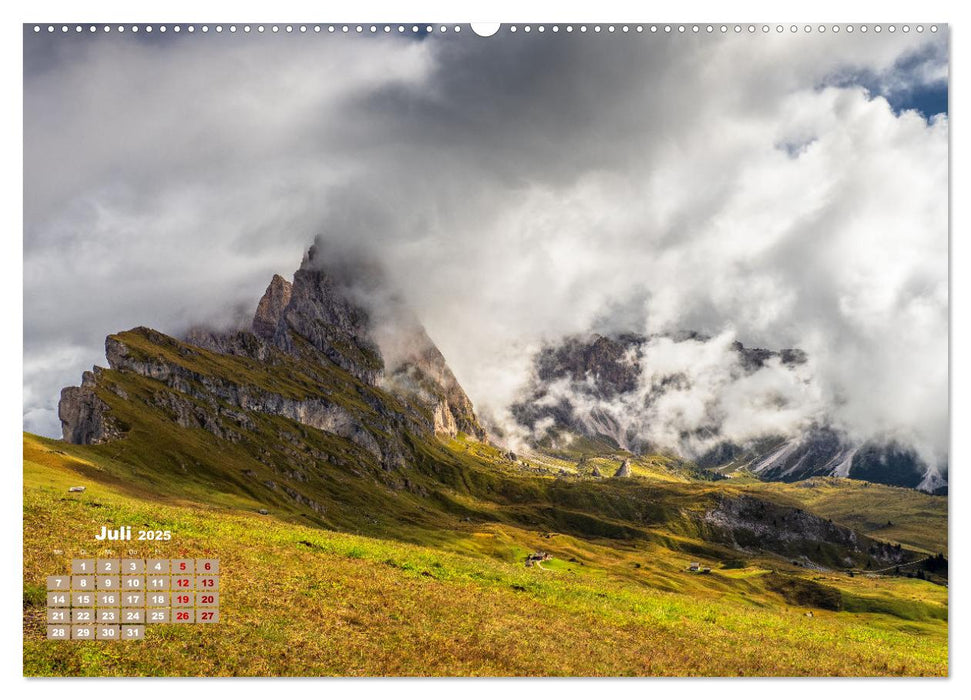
<box><xmin>102</xmin><ymin>329</ymin><xmax>393</xmax><ymax>461</ymax></box>
<box><xmin>58</xmin><ymin>370</ymin><xmax>123</xmax><ymax>444</ymax></box>
<box><xmin>700</xmin><ymin>494</ymin><xmax>908</xmax><ymax>569</ymax></box>
<box><xmin>382</xmin><ymin>321</ymin><xmax>486</xmax><ymax>440</ymax></box>
<box><xmin>270</xmin><ymin>244</ymin><xmax>384</xmax><ymax>385</ymax></box>
<box><xmin>58</xmin><ymin>240</ymin><xmax>486</xmax><ymax>463</ymax></box>
<box><xmin>252</xmin><ymin>274</ymin><xmax>292</xmax><ymax>340</ymax></box>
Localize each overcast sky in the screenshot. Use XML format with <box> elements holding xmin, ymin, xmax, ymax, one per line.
<box><xmin>23</xmin><ymin>26</ymin><xmax>948</xmax><ymax>469</ymax></box>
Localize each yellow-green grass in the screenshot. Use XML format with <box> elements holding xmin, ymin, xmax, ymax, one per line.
<box><xmin>733</xmin><ymin>478</ymin><xmax>948</xmax><ymax>555</ymax></box>
<box><xmin>24</xmin><ymin>441</ymin><xmax>947</xmax><ymax>677</ymax></box>
<box><xmin>500</xmin><ymin>442</ymin><xmax>701</xmax><ymax>484</ymax></box>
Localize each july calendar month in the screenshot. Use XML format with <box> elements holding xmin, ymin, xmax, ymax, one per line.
<box><xmin>94</xmin><ymin>526</ymin><xmax>173</xmax><ymax>541</ymax></box>
<box><xmin>45</xmin><ymin>556</ymin><xmax>220</xmax><ymax>641</ymax></box>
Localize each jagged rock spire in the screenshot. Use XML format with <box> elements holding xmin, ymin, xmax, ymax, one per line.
<box><xmin>252</xmin><ymin>274</ymin><xmax>292</xmax><ymax>340</ymax></box>
<box><xmin>59</xmin><ymin>239</ymin><xmax>487</xmax><ymax>446</ymax></box>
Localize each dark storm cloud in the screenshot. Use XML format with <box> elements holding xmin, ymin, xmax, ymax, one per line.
<box><xmin>24</xmin><ymin>27</ymin><xmax>948</xmax><ymax>481</ymax></box>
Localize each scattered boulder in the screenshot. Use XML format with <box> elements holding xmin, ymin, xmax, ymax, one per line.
<box><xmin>591</xmin><ymin>465</ymin><xmax>602</xmax><ymax>478</ymax></box>
<box><xmin>68</xmin><ymin>486</ymin><xmax>86</xmax><ymax>493</ymax></box>
<box><xmin>258</xmin><ymin>508</ymin><xmax>269</xmax><ymax>515</ymax></box>
<box><xmin>613</xmin><ymin>458</ymin><xmax>632</xmax><ymax>478</ymax></box>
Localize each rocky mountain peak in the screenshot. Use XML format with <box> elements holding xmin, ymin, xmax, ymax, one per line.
<box><xmin>271</xmin><ymin>245</ymin><xmax>384</xmax><ymax>384</ymax></box>
<box><xmin>252</xmin><ymin>274</ymin><xmax>292</xmax><ymax>340</ymax></box>
<box><xmin>282</xmin><ymin>239</ymin><xmax>484</xmax><ymax>439</ymax></box>
<box><xmin>58</xmin><ymin>240</ymin><xmax>486</xmax><ymax>454</ymax></box>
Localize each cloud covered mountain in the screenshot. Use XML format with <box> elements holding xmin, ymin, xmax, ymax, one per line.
<box><xmin>508</xmin><ymin>332</ymin><xmax>946</xmax><ymax>493</ymax></box>
<box><xmin>59</xmin><ymin>241</ymin><xmax>485</xmax><ymax>470</ymax></box>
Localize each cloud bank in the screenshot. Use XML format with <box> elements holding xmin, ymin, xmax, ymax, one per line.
<box><xmin>511</xmin><ymin>331</ymin><xmax>826</xmax><ymax>455</ymax></box>
<box><xmin>24</xmin><ymin>28</ymin><xmax>948</xmax><ymax>476</ymax></box>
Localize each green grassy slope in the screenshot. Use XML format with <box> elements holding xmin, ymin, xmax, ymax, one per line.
<box><xmin>24</xmin><ymin>435</ymin><xmax>947</xmax><ymax>676</ymax></box>
<box><xmin>29</xmin><ymin>322</ymin><xmax>948</xmax><ymax>676</ymax></box>
<box><xmin>733</xmin><ymin>477</ymin><xmax>948</xmax><ymax>555</ymax></box>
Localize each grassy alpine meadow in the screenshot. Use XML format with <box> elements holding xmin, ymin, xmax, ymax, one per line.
<box><xmin>731</xmin><ymin>476</ymin><xmax>948</xmax><ymax>555</ymax></box>
<box><xmin>23</xmin><ymin>435</ymin><xmax>947</xmax><ymax>677</ymax></box>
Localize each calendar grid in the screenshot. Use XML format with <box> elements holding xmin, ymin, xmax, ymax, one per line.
<box><xmin>46</xmin><ymin>558</ymin><xmax>219</xmax><ymax>640</ymax></box>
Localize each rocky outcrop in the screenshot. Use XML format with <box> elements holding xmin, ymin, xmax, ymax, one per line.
<box><xmin>432</xmin><ymin>401</ymin><xmax>457</xmax><ymax>436</ymax></box>
<box><xmin>57</xmin><ymin>239</ymin><xmax>486</xmax><ymax>471</ymax></box>
<box><xmin>182</xmin><ymin>327</ymin><xmax>273</xmax><ymax>362</ymax></box>
<box><xmin>58</xmin><ymin>371</ymin><xmax>123</xmax><ymax>444</ymax></box>
<box><xmin>383</xmin><ymin>321</ymin><xmax>486</xmax><ymax>440</ymax></box>
<box><xmin>701</xmin><ymin>494</ymin><xmax>910</xmax><ymax>569</ymax></box>
<box><xmin>613</xmin><ymin>458</ymin><xmax>631</xmax><ymax>478</ymax></box>
<box><xmin>732</xmin><ymin>341</ymin><xmax>807</xmax><ymax>372</ymax></box>
<box><xmin>270</xmin><ymin>244</ymin><xmax>384</xmax><ymax>385</ymax></box>
<box><xmin>253</xmin><ymin>274</ymin><xmax>292</xmax><ymax>340</ymax></box>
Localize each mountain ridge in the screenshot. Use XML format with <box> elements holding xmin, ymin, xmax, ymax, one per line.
<box><xmin>510</xmin><ymin>332</ymin><xmax>946</xmax><ymax>494</ymax></box>
<box><xmin>60</xmin><ymin>240</ymin><xmax>485</xmax><ymax>454</ymax></box>
<box><xmin>51</xmin><ymin>242</ymin><xmax>941</xmax><ymax>579</ymax></box>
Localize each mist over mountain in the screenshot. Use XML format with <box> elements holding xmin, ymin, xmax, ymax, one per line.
<box><xmin>24</xmin><ymin>29</ymin><xmax>948</xmax><ymax>489</ymax></box>
<box><xmin>60</xmin><ymin>239</ymin><xmax>485</xmax><ymax>477</ymax></box>
<box><xmin>507</xmin><ymin>331</ymin><xmax>946</xmax><ymax>493</ymax></box>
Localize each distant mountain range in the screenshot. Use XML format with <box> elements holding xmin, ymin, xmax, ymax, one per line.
<box><xmin>510</xmin><ymin>333</ymin><xmax>947</xmax><ymax>494</ymax></box>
